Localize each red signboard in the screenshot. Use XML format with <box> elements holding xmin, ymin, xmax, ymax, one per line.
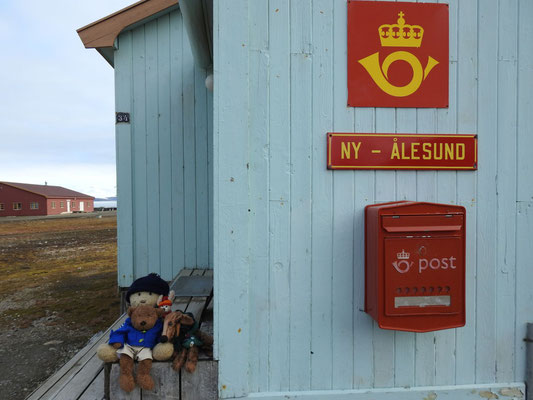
<box><xmin>327</xmin><ymin>133</ymin><xmax>477</xmax><ymax>170</ymax></box>
<box><xmin>348</xmin><ymin>1</ymin><xmax>449</xmax><ymax>108</ymax></box>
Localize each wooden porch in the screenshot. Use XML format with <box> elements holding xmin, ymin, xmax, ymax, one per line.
<box><xmin>27</xmin><ymin>269</ymin><xmax>217</xmax><ymax>400</ymax></box>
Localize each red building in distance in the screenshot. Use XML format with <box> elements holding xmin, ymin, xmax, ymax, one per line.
<box><xmin>0</xmin><ymin>182</ymin><xmax>94</xmax><ymax>217</ymax></box>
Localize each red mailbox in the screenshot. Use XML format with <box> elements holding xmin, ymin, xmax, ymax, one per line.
<box><xmin>365</xmin><ymin>201</ymin><xmax>466</xmax><ymax>332</ymax></box>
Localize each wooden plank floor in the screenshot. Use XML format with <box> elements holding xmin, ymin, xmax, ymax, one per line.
<box><xmin>26</xmin><ymin>269</ymin><xmax>215</xmax><ymax>400</ymax></box>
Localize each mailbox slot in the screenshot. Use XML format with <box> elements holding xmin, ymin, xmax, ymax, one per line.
<box><xmin>382</xmin><ymin>214</ymin><xmax>463</xmax><ymax>233</ymax></box>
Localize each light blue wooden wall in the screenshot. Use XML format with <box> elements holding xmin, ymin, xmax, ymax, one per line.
<box><xmin>214</xmin><ymin>0</ymin><xmax>533</xmax><ymax>398</ymax></box>
<box><xmin>114</xmin><ymin>9</ymin><xmax>212</xmax><ymax>288</ymax></box>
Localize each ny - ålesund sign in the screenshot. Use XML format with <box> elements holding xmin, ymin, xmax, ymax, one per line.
<box><xmin>327</xmin><ymin>133</ymin><xmax>477</xmax><ymax>170</ymax></box>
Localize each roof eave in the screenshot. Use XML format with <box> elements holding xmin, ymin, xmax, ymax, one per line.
<box><xmin>0</xmin><ymin>182</ymin><xmax>95</xmax><ymax>200</ymax></box>
<box><xmin>45</xmin><ymin>195</ymin><xmax>96</xmax><ymax>200</ymax></box>
<box><xmin>77</xmin><ymin>0</ymin><xmax>179</xmax><ymax>65</ymax></box>
<box><xmin>96</xmin><ymin>47</ymin><xmax>115</xmax><ymax>67</ymax></box>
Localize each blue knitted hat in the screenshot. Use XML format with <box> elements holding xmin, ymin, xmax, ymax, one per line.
<box><xmin>126</xmin><ymin>273</ymin><xmax>169</xmax><ymax>302</ymax></box>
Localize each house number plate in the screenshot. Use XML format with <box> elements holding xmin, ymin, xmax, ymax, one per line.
<box><xmin>116</xmin><ymin>112</ymin><xmax>130</xmax><ymax>124</ymax></box>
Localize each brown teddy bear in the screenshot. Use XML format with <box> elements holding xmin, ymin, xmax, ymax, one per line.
<box><xmin>106</xmin><ymin>305</ymin><xmax>164</xmax><ymax>392</ymax></box>
<box><xmin>97</xmin><ymin>273</ymin><xmax>169</xmax><ymax>363</ymax></box>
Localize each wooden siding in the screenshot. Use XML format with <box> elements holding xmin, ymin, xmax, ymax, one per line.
<box><xmin>0</xmin><ymin>185</ymin><xmax>47</xmax><ymax>217</ymax></box>
<box><xmin>214</xmin><ymin>0</ymin><xmax>533</xmax><ymax>398</ymax></box>
<box><xmin>115</xmin><ymin>9</ymin><xmax>212</xmax><ymax>287</ymax></box>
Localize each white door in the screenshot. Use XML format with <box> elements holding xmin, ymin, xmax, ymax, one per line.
<box><xmin>79</xmin><ymin>201</ymin><xmax>84</xmax><ymax>212</ymax></box>
<box><xmin>66</xmin><ymin>200</ymin><xmax>71</xmax><ymax>213</ymax></box>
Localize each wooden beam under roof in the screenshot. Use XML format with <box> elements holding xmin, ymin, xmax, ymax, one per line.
<box><xmin>77</xmin><ymin>0</ymin><xmax>179</xmax><ymax>49</ymax></box>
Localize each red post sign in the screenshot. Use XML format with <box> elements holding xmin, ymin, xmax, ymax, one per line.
<box><xmin>348</xmin><ymin>1</ymin><xmax>449</xmax><ymax>108</ymax></box>
<box><xmin>327</xmin><ymin>133</ymin><xmax>477</xmax><ymax>170</ymax></box>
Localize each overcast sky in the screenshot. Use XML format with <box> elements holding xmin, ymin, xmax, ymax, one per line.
<box><xmin>0</xmin><ymin>0</ymin><xmax>134</xmax><ymax>198</ymax></box>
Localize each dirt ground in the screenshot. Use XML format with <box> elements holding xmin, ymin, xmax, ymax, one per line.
<box><xmin>0</xmin><ymin>213</ymin><xmax>120</xmax><ymax>400</ymax></box>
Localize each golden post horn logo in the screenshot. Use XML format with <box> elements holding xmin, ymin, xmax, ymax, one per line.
<box><xmin>358</xmin><ymin>11</ymin><xmax>439</xmax><ymax>97</ymax></box>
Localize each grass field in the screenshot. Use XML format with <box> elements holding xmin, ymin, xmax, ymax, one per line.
<box><xmin>0</xmin><ymin>213</ymin><xmax>120</xmax><ymax>399</ymax></box>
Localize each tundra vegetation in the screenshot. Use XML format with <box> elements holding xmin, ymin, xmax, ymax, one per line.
<box><xmin>0</xmin><ymin>213</ymin><xmax>119</xmax><ymax>399</ymax></box>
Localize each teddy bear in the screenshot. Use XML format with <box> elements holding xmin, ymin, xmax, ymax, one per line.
<box><xmin>152</xmin><ymin>310</ymin><xmax>213</xmax><ymax>373</ymax></box>
<box><xmin>97</xmin><ymin>273</ymin><xmax>169</xmax><ymax>363</ymax></box>
<box><xmin>106</xmin><ymin>305</ymin><xmax>164</xmax><ymax>392</ymax></box>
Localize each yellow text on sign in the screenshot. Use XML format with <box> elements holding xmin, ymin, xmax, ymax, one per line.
<box><xmin>390</xmin><ymin>142</ymin><xmax>466</xmax><ymax>160</ymax></box>
<box><xmin>341</xmin><ymin>141</ymin><xmax>362</xmax><ymax>159</ymax></box>
<box><xmin>337</xmin><ymin>141</ymin><xmax>467</xmax><ymax>161</ymax></box>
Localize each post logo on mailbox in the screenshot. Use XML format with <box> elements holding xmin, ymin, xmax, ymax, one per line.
<box><xmin>392</xmin><ymin>248</ymin><xmax>458</xmax><ymax>274</ymax></box>
<box><xmin>348</xmin><ymin>1</ymin><xmax>449</xmax><ymax>108</ymax></box>
<box><xmin>392</xmin><ymin>249</ymin><xmax>412</xmax><ymax>274</ymax></box>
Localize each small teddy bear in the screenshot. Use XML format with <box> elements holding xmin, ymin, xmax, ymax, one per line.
<box><xmin>157</xmin><ymin>290</ymin><xmax>175</xmax><ymax>317</ymax></box>
<box><xmin>107</xmin><ymin>305</ymin><xmax>164</xmax><ymax>392</ymax></box>
<box><xmin>97</xmin><ymin>273</ymin><xmax>169</xmax><ymax>363</ymax></box>
<box><xmin>152</xmin><ymin>310</ymin><xmax>213</xmax><ymax>373</ymax></box>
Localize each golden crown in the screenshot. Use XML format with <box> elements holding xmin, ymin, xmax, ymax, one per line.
<box><xmin>379</xmin><ymin>11</ymin><xmax>423</xmax><ymax>48</ymax></box>
<box><xmin>397</xmin><ymin>249</ymin><xmax>410</xmax><ymax>260</ymax></box>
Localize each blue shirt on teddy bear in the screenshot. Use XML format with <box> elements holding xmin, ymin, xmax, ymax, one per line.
<box><xmin>109</xmin><ymin>318</ymin><xmax>163</xmax><ymax>349</ymax></box>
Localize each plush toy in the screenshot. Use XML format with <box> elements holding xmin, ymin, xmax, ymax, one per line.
<box><xmin>97</xmin><ymin>273</ymin><xmax>169</xmax><ymax>363</ymax></box>
<box><xmin>106</xmin><ymin>305</ymin><xmax>164</xmax><ymax>392</ymax></box>
<box><xmin>157</xmin><ymin>290</ymin><xmax>175</xmax><ymax>317</ymax></box>
<box><xmin>152</xmin><ymin>310</ymin><xmax>213</xmax><ymax>373</ymax></box>
<box><xmin>127</xmin><ymin>273</ymin><xmax>170</xmax><ymax>308</ymax></box>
